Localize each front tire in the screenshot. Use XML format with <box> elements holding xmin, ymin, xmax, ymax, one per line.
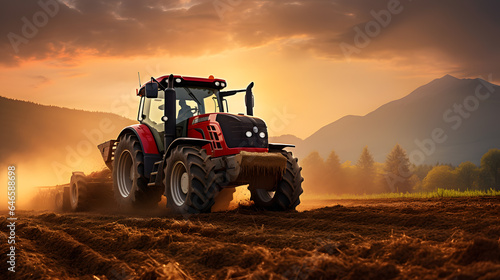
<box><xmin>164</xmin><ymin>146</ymin><xmax>220</xmax><ymax>213</ymax></box>
<box><xmin>250</xmin><ymin>151</ymin><xmax>304</xmax><ymax>211</ymax></box>
<box><xmin>55</xmin><ymin>192</ymin><xmax>63</xmax><ymax>211</ymax></box>
<box><xmin>113</xmin><ymin>134</ymin><xmax>162</xmax><ymax>209</ymax></box>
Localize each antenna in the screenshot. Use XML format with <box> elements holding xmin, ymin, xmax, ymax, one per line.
<box><xmin>138</xmin><ymin>72</ymin><xmax>141</xmax><ymax>87</ymax></box>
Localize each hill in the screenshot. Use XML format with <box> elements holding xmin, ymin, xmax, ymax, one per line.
<box><xmin>0</xmin><ymin>96</ymin><xmax>135</xmax><ymax>188</ymax></box>
<box><xmin>269</xmin><ymin>134</ymin><xmax>303</xmax><ymax>147</ymax></box>
<box><xmin>297</xmin><ymin>75</ymin><xmax>500</xmax><ymax>165</ymax></box>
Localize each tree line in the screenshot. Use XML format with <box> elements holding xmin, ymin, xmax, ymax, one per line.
<box><xmin>301</xmin><ymin>145</ymin><xmax>500</xmax><ymax>195</ymax></box>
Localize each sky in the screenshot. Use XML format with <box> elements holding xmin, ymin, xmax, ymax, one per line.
<box><xmin>1</xmin><ymin>0</ymin><xmax>499</xmax><ymax>139</ymax></box>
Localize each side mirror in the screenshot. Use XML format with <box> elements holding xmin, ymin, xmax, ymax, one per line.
<box><xmin>145</xmin><ymin>82</ymin><xmax>159</xmax><ymax>98</ymax></box>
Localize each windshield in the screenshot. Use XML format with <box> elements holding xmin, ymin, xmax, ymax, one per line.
<box><xmin>141</xmin><ymin>87</ymin><xmax>221</xmax><ymax>132</ymax></box>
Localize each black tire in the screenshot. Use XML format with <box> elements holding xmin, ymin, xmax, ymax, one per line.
<box><xmin>250</xmin><ymin>151</ymin><xmax>304</xmax><ymax>211</ymax></box>
<box><xmin>92</xmin><ymin>169</ymin><xmax>114</xmax><ymax>205</ymax></box>
<box><xmin>70</xmin><ymin>172</ymin><xmax>89</xmax><ymax>211</ymax></box>
<box><xmin>62</xmin><ymin>187</ymin><xmax>71</xmax><ymax>211</ymax></box>
<box><xmin>164</xmin><ymin>146</ymin><xmax>220</xmax><ymax>213</ymax></box>
<box><xmin>55</xmin><ymin>192</ymin><xmax>63</xmax><ymax>210</ymax></box>
<box><xmin>113</xmin><ymin>134</ymin><xmax>162</xmax><ymax>209</ymax></box>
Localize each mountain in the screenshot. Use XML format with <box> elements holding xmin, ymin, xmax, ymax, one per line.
<box><xmin>269</xmin><ymin>134</ymin><xmax>303</xmax><ymax>146</ymax></box>
<box><xmin>296</xmin><ymin>75</ymin><xmax>500</xmax><ymax>165</ymax></box>
<box><xmin>0</xmin><ymin>96</ymin><xmax>135</xmax><ymax>186</ymax></box>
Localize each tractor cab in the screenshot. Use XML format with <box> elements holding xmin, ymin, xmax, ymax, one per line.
<box><xmin>137</xmin><ymin>75</ymin><xmax>228</xmax><ymax>152</ymax></box>
<box><xmin>137</xmin><ymin>75</ymin><xmax>257</xmax><ymax>155</ymax></box>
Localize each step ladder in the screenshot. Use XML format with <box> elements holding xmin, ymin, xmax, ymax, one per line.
<box><xmin>148</xmin><ymin>161</ymin><xmax>162</xmax><ymax>187</ymax></box>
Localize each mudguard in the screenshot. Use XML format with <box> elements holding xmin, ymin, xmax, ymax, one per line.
<box><xmin>268</xmin><ymin>143</ymin><xmax>295</xmax><ymax>152</ymax></box>
<box><xmin>165</xmin><ymin>137</ymin><xmax>211</xmax><ymax>157</ymax></box>
<box><xmin>118</xmin><ymin>124</ymin><xmax>159</xmax><ymax>154</ymax></box>
<box><xmin>117</xmin><ymin>124</ymin><xmax>162</xmax><ymax>177</ymax></box>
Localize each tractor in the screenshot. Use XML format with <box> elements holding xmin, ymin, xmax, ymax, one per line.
<box><xmin>67</xmin><ymin>74</ymin><xmax>303</xmax><ymax>213</ymax></box>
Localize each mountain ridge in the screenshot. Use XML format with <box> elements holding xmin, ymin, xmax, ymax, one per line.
<box><xmin>293</xmin><ymin>75</ymin><xmax>500</xmax><ymax>165</ymax></box>
<box><xmin>0</xmin><ymin>95</ymin><xmax>136</xmax><ymax>186</ymax></box>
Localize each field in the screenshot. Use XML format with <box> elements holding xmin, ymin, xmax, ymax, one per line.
<box><xmin>2</xmin><ymin>196</ymin><xmax>500</xmax><ymax>280</ymax></box>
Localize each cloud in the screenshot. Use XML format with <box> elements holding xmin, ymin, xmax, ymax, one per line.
<box><xmin>1</xmin><ymin>0</ymin><xmax>499</xmax><ymax>77</ymax></box>
<box><xmin>30</xmin><ymin>75</ymin><xmax>51</xmax><ymax>88</ymax></box>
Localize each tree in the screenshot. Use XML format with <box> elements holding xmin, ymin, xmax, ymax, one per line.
<box><xmin>454</xmin><ymin>161</ymin><xmax>479</xmax><ymax>191</ymax></box>
<box><xmin>480</xmin><ymin>149</ymin><xmax>500</xmax><ymax>190</ymax></box>
<box><xmin>301</xmin><ymin>151</ymin><xmax>327</xmax><ymax>194</ymax></box>
<box><xmin>354</xmin><ymin>146</ymin><xmax>376</xmax><ymax>193</ymax></box>
<box><xmin>422</xmin><ymin>165</ymin><xmax>455</xmax><ymax>191</ymax></box>
<box><xmin>412</xmin><ymin>164</ymin><xmax>433</xmax><ymax>181</ymax></box>
<box><xmin>384</xmin><ymin>144</ymin><xmax>412</xmax><ymax>192</ymax></box>
<box><xmin>475</xmin><ymin>167</ymin><xmax>495</xmax><ymax>190</ymax></box>
<box><xmin>326</xmin><ymin>150</ymin><xmax>341</xmax><ymax>171</ymax></box>
<box><xmin>357</xmin><ymin>146</ymin><xmax>375</xmax><ymax>173</ymax></box>
<box><xmin>325</xmin><ymin>150</ymin><xmax>345</xmax><ymax>193</ymax></box>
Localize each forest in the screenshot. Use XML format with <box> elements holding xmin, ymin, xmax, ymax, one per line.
<box><xmin>301</xmin><ymin>145</ymin><xmax>500</xmax><ymax>195</ymax></box>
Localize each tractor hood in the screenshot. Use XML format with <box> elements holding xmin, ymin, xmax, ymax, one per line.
<box><xmin>215</xmin><ymin>113</ymin><xmax>268</xmax><ymax>149</ymax></box>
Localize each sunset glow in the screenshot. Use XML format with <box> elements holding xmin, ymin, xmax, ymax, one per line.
<box><xmin>2</xmin><ymin>0</ymin><xmax>498</xmax><ymax>138</ymax></box>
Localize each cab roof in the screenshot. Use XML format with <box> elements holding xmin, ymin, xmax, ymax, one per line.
<box><xmin>137</xmin><ymin>75</ymin><xmax>227</xmax><ymax>96</ymax></box>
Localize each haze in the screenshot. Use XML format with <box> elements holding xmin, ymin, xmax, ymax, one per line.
<box><xmin>1</xmin><ymin>0</ymin><xmax>499</xmax><ymax>138</ymax></box>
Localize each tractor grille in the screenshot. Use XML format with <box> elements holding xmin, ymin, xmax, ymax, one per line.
<box><xmin>216</xmin><ymin>114</ymin><xmax>268</xmax><ymax>148</ymax></box>
<box><xmin>207</xmin><ymin>125</ymin><xmax>223</xmax><ymax>150</ymax></box>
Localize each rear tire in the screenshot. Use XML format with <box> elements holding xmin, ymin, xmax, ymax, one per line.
<box><xmin>113</xmin><ymin>134</ymin><xmax>162</xmax><ymax>209</ymax></box>
<box><xmin>250</xmin><ymin>151</ymin><xmax>304</xmax><ymax>211</ymax></box>
<box><xmin>62</xmin><ymin>187</ymin><xmax>71</xmax><ymax>211</ymax></box>
<box><xmin>164</xmin><ymin>146</ymin><xmax>220</xmax><ymax>213</ymax></box>
<box><xmin>70</xmin><ymin>172</ymin><xmax>88</xmax><ymax>211</ymax></box>
<box><xmin>55</xmin><ymin>192</ymin><xmax>63</xmax><ymax>210</ymax></box>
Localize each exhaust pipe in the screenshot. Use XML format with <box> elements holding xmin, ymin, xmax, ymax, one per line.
<box><xmin>164</xmin><ymin>74</ymin><xmax>176</xmax><ymax>151</ymax></box>
<box><xmin>245</xmin><ymin>82</ymin><xmax>254</xmax><ymax>116</ymax></box>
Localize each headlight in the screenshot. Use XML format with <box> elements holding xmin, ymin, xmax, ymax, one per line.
<box><xmin>245</xmin><ymin>131</ymin><xmax>252</xmax><ymax>138</ymax></box>
<box><xmin>215</xmin><ymin>81</ymin><xmax>220</xmax><ymax>86</ymax></box>
<box><xmin>259</xmin><ymin>132</ymin><xmax>265</xmax><ymax>138</ymax></box>
<box><xmin>175</xmin><ymin>78</ymin><xmax>182</xmax><ymax>83</ymax></box>
<box><xmin>221</xmin><ymin>82</ymin><xmax>226</xmax><ymax>87</ymax></box>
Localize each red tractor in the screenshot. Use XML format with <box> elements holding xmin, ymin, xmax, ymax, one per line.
<box><xmin>69</xmin><ymin>74</ymin><xmax>303</xmax><ymax>213</ymax></box>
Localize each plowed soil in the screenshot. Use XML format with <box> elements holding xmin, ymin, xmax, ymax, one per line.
<box><xmin>2</xmin><ymin>197</ymin><xmax>500</xmax><ymax>279</ymax></box>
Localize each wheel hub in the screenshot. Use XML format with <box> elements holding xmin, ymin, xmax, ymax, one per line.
<box><xmin>180</xmin><ymin>172</ymin><xmax>189</xmax><ymax>194</ymax></box>
<box><xmin>256</xmin><ymin>189</ymin><xmax>275</xmax><ymax>203</ymax></box>
<box><xmin>117</xmin><ymin>150</ymin><xmax>134</xmax><ymax>198</ymax></box>
<box><xmin>171</xmin><ymin>161</ymin><xmax>189</xmax><ymax>207</ymax></box>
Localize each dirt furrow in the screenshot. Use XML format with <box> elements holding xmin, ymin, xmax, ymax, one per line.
<box><xmin>2</xmin><ymin>197</ymin><xmax>500</xmax><ymax>279</ymax></box>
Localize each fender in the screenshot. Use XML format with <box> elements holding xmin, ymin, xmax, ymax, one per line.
<box><xmin>165</xmin><ymin>137</ymin><xmax>212</xmax><ymax>157</ymax></box>
<box><xmin>117</xmin><ymin>124</ymin><xmax>161</xmax><ymax>177</ymax></box>
<box><xmin>268</xmin><ymin>143</ymin><xmax>295</xmax><ymax>152</ymax></box>
<box><xmin>117</xmin><ymin>124</ymin><xmax>159</xmax><ymax>154</ymax></box>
